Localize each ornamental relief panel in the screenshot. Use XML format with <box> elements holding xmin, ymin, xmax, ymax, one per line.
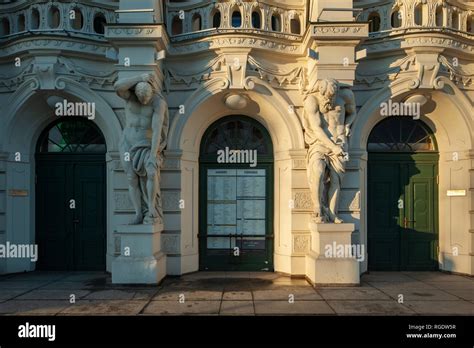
<box><xmin>292</xmin><ymin>190</ymin><xmax>361</xmax><ymax>212</ymax></box>
<box><xmin>293</xmin><ymin>234</ymin><xmax>310</xmax><ymax>254</ymax></box>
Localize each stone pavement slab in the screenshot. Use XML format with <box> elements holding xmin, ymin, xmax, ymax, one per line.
<box><xmin>253</xmin><ymin>288</ymin><xmax>322</xmax><ymax>301</ymax></box>
<box><xmin>223</xmin><ymin>291</ymin><xmax>253</xmax><ymax>300</ymax></box>
<box><xmin>153</xmin><ymin>289</ymin><xmax>223</xmax><ymax>301</ymax></box>
<box><xmin>403</xmin><ymin>301</ymin><xmax>474</xmax><ymax>315</ymax></box>
<box><xmin>220</xmin><ymin>301</ymin><xmax>255</xmax><ymax>315</ymax></box>
<box><xmin>368</xmin><ymin>281</ymin><xmax>438</xmax><ymax>291</ymax></box>
<box><xmin>59</xmin><ymin>300</ymin><xmax>148</xmax><ymax>315</ymax></box>
<box><xmin>17</xmin><ymin>289</ymin><xmax>91</xmax><ymax>300</ymax></box>
<box><xmin>327</xmin><ymin>300</ymin><xmax>415</xmax><ymax>315</ymax></box>
<box><xmin>361</xmin><ymin>272</ymin><xmax>415</xmax><ymax>282</ymax></box>
<box><xmin>318</xmin><ymin>288</ymin><xmax>391</xmax><ymax>300</ymax></box>
<box><xmin>0</xmin><ymin>290</ymin><xmax>30</xmax><ymax>301</ymax></box>
<box><xmin>403</xmin><ymin>272</ymin><xmax>473</xmax><ymax>282</ymax></box>
<box><xmin>0</xmin><ymin>281</ymin><xmax>52</xmax><ymax>290</ymax></box>
<box><xmin>84</xmin><ymin>289</ymin><xmax>158</xmax><ymax>300</ymax></box>
<box><xmin>143</xmin><ymin>300</ymin><xmax>221</xmax><ymax>315</ymax></box>
<box><xmin>378</xmin><ymin>288</ymin><xmax>460</xmax><ymax>301</ymax></box>
<box><xmin>254</xmin><ymin>300</ymin><xmax>335</xmax><ymax>315</ymax></box>
<box><xmin>0</xmin><ymin>300</ymin><xmax>70</xmax><ymax>315</ymax></box>
<box><xmin>425</xmin><ymin>282</ymin><xmax>474</xmax><ymax>290</ymax></box>
<box><xmin>442</xmin><ymin>289</ymin><xmax>474</xmax><ymax>301</ymax></box>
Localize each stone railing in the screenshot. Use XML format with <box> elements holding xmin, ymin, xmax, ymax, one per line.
<box><xmin>356</xmin><ymin>0</ymin><xmax>474</xmax><ymax>35</ymax></box>
<box><xmin>165</xmin><ymin>0</ymin><xmax>306</xmax><ymax>38</ymax></box>
<box><xmin>0</xmin><ymin>0</ymin><xmax>117</xmax><ymax>41</ymax></box>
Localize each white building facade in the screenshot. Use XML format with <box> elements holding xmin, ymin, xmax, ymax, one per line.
<box><xmin>0</xmin><ymin>0</ymin><xmax>473</xmax><ymax>282</ymax></box>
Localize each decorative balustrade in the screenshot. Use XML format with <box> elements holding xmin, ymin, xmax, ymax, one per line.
<box><xmin>357</xmin><ymin>0</ymin><xmax>474</xmax><ymax>35</ymax></box>
<box><xmin>0</xmin><ymin>0</ymin><xmax>117</xmax><ymax>40</ymax></box>
<box><xmin>166</xmin><ymin>0</ymin><xmax>306</xmax><ymax>39</ymax></box>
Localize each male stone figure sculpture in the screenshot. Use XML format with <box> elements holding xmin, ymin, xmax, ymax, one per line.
<box><xmin>303</xmin><ymin>78</ymin><xmax>357</xmax><ymax>223</ymax></box>
<box><xmin>114</xmin><ymin>73</ymin><xmax>169</xmax><ymax>225</ymax></box>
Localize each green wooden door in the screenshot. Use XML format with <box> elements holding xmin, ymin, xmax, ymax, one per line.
<box><xmin>367</xmin><ymin>159</ymin><xmax>401</xmax><ymax>270</ymax></box>
<box><xmin>73</xmin><ymin>161</ymin><xmax>106</xmax><ymax>270</ymax></box>
<box><xmin>36</xmin><ymin>160</ymin><xmax>73</xmax><ymax>270</ymax></box>
<box><xmin>36</xmin><ymin>157</ymin><xmax>106</xmax><ymax>271</ymax></box>
<box><xmin>368</xmin><ymin>154</ymin><xmax>439</xmax><ymax>271</ymax></box>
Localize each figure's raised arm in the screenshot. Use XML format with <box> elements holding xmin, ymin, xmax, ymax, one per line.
<box><xmin>340</xmin><ymin>88</ymin><xmax>357</xmax><ymax>136</ymax></box>
<box><xmin>114</xmin><ymin>74</ymin><xmax>152</xmax><ymax>100</ymax></box>
<box><xmin>150</xmin><ymin>95</ymin><xmax>169</xmax><ymax>162</ymax></box>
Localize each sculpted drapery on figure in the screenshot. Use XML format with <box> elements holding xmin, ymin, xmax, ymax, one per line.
<box><xmin>114</xmin><ymin>73</ymin><xmax>169</xmax><ymax>225</ymax></box>
<box><xmin>303</xmin><ymin>78</ymin><xmax>357</xmax><ymax>224</ymax></box>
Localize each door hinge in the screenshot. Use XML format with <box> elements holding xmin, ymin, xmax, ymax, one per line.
<box><xmin>35</xmin><ymin>174</ymin><xmax>37</xmax><ymax>184</ymax></box>
<box><xmin>436</xmin><ymin>175</ymin><xmax>439</xmax><ymax>184</ymax></box>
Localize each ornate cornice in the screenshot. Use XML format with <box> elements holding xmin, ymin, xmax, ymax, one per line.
<box><xmin>169</xmin><ymin>34</ymin><xmax>302</xmax><ymax>56</ymax></box>
<box><xmin>362</xmin><ymin>32</ymin><xmax>474</xmax><ymax>55</ymax></box>
<box><xmin>0</xmin><ymin>37</ymin><xmax>112</xmax><ymax>60</ymax></box>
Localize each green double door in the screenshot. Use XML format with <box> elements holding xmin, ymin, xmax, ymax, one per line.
<box><xmin>36</xmin><ymin>156</ymin><xmax>106</xmax><ymax>271</ymax></box>
<box><xmin>368</xmin><ymin>154</ymin><xmax>439</xmax><ymax>271</ymax></box>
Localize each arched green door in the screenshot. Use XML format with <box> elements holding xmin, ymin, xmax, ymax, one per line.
<box><xmin>35</xmin><ymin>117</ymin><xmax>106</xmax><ymax>271</ymax></box>
<box><xmin>199</xmin><ymin>116</ymin><xmax>274</xmax><ymax>271</ymax></box>
<box><xmin>368</xmin><ymin>117</ymin><xmax>439</xmax><ymax>271</ymax></box>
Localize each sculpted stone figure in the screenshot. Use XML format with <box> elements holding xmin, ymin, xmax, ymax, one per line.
<box><xmin>303</xmin><ymin>78</ymin><xmax>357</xmax><ymax>223</ymax></box>
<box><xmin>114</xmin><ymin>73</ymin><xmax>169</xmax><ymax>225</ymax></box>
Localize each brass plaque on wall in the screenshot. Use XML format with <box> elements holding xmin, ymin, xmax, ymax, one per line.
<box><xmin>8</xmin><ymin>190</ymin><xmax>28</xmax><ymax>197</ymax></box>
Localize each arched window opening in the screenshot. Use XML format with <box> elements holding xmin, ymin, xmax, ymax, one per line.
<box><xmin>271</xmin><ymin>13</ymin><xmax>281</xmax><ymax>31</ymax></box>
<box><xmin>171</xmin><ymin>15</ymin><xmax>183</xmax><ymax>35</ymax></box>
<box><xmin>435</xmin><ymin>6</ymin><xmax>443</xmax><ymax>27</ymax></box>
<box><xmin>201</xmin><ymin>117</ymin><xmax>273</xmax><ymax>158</ymax></box>
<box><xmin>290</xmin><ymin>16</ymin><xmax>301</xmax><ymax>34</ymax></box>
<box><xmin>231</xmin><ymin>9</ymin><xmax>242</xmax><ymax>28</ymax></box>
<box><xmin>93</xmin><ymin>13</ymin><xmax>107</xmax><ymax>34</ymax></box>
<box><xmin>38</xmin><ymin>118</ymin><xmax>106</xmax><ymax>154</ymax></box>
<box><xmin>192</xmin><ymin>13</ymin><xmax>202</xmax><ymax>31</ymax></box>
<box><xmin>31</xmin><ymin>9</ymin><xmax>40</xmax><ymax>30</ymax></box>
<box><xmin>212</xmin><ymin>11</ymin><xmax>221</xmax><ymax>29</ymax></box>
<box><xmin>17</xmin><ymin>14</ymin><xmax>26</xmax><ymax>32</ymax></box>
<box><xmin>452</xmin><ymin>11</ymin><xmax>459</xmax><ymax>30</ymax></box>
<box><xmin>0</xmin><ymin>18</ymin><xmax>10</xmax><ymax>36</ymax></box>
<box><xmin>414</xmin><ymin>4</ymin><xmax>424</xmax><ymax>25</ymax></box>
<box><xmin>368</xmin><ymin>12</ymin><xmax>381</xmax><ymax>32</ymax></box>
<box><xmin>368</xmin><ymin>117</ymin><xmax>436</xmax><ymax>153</ymax></box>
<box><xmin>70</xmin><ymin>8</ymin><xmax>84</xmax><ymax>30</ymax></box>
<box><xmin>391</xmin><ymin>10</ymin><xmax>402</xmax><ymax>28</ymax></box>
<box><xmin>468</xmin><ymin>16</ymin><xmax>474</xmax><ymax>33</ymax></box>
<box><xmin>48</xmin><ymin>6</ymin><xmax>61</xmax><ymax>29</ymax></box>
<box><xmin>252</xmin><ymin>11</ymin><xmax>261</xmax><ymax>29</ymax></box>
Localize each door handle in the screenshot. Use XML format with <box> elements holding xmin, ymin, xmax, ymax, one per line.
<box><xmin>73</xmin><ymin>219</ymin><xmax>80</xmax><ymax>224</ymax></box>
<box><xmin>403</xmin><ymin>217</ymin><xmax>416</xmax><ymax>228</ymax></box>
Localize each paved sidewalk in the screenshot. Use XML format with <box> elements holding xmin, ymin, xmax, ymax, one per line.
<box><xmin>0</xmin><ymin>271</ymin><xmax>472</xmax><ymax>315</ymax></box>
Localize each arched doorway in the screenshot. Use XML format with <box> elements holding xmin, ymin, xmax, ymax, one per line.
<box><xmin>199</xmin><ymin>116</ymin><xmax>274</xmax><ymax>271</ymax></box>
<box><xmin>35</xmin><ymin>117</ymin><xmax>107</xmax><ymax>271</ymax></box>
<box><xmin>368</xmin><ymin>117</ymin><xmax>439</xmax><ymax>271</ymax></box>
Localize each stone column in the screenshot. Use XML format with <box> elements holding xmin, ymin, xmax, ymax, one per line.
<box><xmin>106</xmin><ymin>1</ymin><xmax>169</xmax><ymax>284</ymax></box>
